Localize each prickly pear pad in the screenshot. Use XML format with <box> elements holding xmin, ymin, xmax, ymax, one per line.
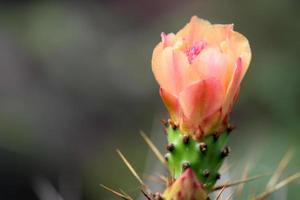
<box><xmin>165</xmin><ymin>125</ymin><xmax>230</xmax><ymax>191</ymax></box>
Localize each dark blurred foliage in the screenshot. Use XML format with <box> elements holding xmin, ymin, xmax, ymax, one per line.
<box><xmin>0</xmin><ymin>0</ymin><xmax>299</xmax><ymax>199</ymax></box>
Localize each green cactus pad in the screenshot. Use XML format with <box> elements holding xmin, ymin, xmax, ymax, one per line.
<box><xmin>165</xmin><ymin>125</ymin><xmax>230</xmax><ymax>191</ymax></box>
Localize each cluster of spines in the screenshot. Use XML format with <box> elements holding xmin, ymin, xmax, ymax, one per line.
<box><xmin>162</xmin><ymin>119</ymin><xmax>231</xmax><ymax>191</ymax></box>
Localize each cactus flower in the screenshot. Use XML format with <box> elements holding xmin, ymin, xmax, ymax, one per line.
<box><xmin>163</xmin><ymin>168</ymin><xmax>208</xmax><ymax>200</ymax></box>
<box><xmin>152</xmin><ymin>16</ymin><xmax>251</xmax><ymax>139</ymax></box>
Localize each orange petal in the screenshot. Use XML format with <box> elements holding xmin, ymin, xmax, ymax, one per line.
<box><xmin>176</xmin><ymin>16</ymin><xmax>212</xmax><ymax>47</ymax></box>
<box><xmin>152</xmin><ymin>46</ymin><xmax>189</xmax><ymax>95</ymax></box>
<box><xmin>201</xmin><ymin>108</ymin><xmax>223</xmax><ymax>134</ymax></box>
<box><xmin>187</xmin><ymin>47</ymin><xmax>234</xmax><ymax>92</ymax></box>
<box><xmin>160</xmin><ymin>87</ymin><xmax>180</xmax><ymax>124</ymax></box>
<box><xmin>202</xmin><ymin>23</ymin><xmax>250</xmax><ymax>80</ymax></box>
<box><xmin>179</xmin><ymin>78</ymin><xmax>223</xmax><ymax>127</ymax></box>
<box><xmin>176</xmin><ymin>16</ymin><xmax>236</xmax><ymax>46</ymax></box>
<box><xmin>223</xmin><ymin>57</ymin><xmax>243</xmax><ymax>115</ymax></box>
<box><xmin>229</xmin><ymin>31</ymin><xmax>251</xmax><ymax>78</ymax></box>
<box><xmin>206</xmin><ymin>24</ymin><xmax>234</xmax><ymax>44</ymax></box>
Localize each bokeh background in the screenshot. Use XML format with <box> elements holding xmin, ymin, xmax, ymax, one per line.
<box><xmin>0</xmin><ymin>1</ymin><xmax>299</xmax><ymax>199</ymax></box>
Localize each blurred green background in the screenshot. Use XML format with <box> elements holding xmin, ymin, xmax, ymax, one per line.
<box><xmin>0</xmin><ymin>1</ymin><xmax>299</xmax><ymax>199</ymax></box>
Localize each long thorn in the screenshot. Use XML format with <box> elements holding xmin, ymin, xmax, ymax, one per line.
<box><xmin>215</xmin><ymin>184</ymin><xmax>227</xmax><ymax>200</ymax></box>
<box><xmin>100</xmin><ymin>184</ymin><xmax>131</xmax><ymax>200</ymax></box>
<box><xmin>145</xmin><ymin>175</ymin><xmax>166</xmax><ymax>185</ymax></box>
<box><xmin>266</xmin><ymin>150</ymin><xmax>293</xmax><ymax>189</ymax></box>
<box><xmin>236</xmin><ymin>163</ymin><xmax>250</xmax><ymax>200</ymax></box>
<box><xmin>117</xmin><ymin>149</ymin><xmax>145</xmax><ymax>186</ymax></box>
<box><xmin>119</xmin><ymin>189</ymin><xmax>134</xmax><ymax>200</ymax></box>
<box><xmin>225</xmin><ymin>192</ymin><xmax>234</xmax><ymax>200</ymax></box>
<box><xmin>213</xmin><ymin>174</ymin><xmax>269</xmax><ymax>191</ymax></box>
<box><xmin>141</xmin><ymin>189</ymin><xmax>152</xmax><ymax>200</ymax></box>
<box><xmin>255</xmin><ymin>172</ymin><xmax>300</xmax><ymax>200</ymax></box>
<box><xmin>140</xmin><ymin>131</ymin><xmax>166</xmax><ymax>165</ymax></box>
<box><xmin>158</xmin><ymin>174</ymin><xmax>168</xmax><ymax>183</ymax></box>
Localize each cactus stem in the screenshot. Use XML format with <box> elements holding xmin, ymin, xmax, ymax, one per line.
<box><xmin>166</xmin><ymin>129</ymin><xmax>231</xmax><ymax>190</ymax></box>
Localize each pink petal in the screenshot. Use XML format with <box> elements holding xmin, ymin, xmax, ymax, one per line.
<box><xmin>152</xmin><ymin>47</ymin><xmax>189</xmax><ymax>95</ymax></box>
<box><xmin>179</xmin><ymin>78</ymin><xmax>223</xmax><ymax>127</ymax></box>
<box><xmin>161</xmin><ymin>32</ymin><xmax>175</xmax><ymax>47</ymax></box>
<box><xmin>201</xmin><ymin>108</ymin><xmax>223</xmax><ymax>134</ymax></box>
<box><xmin>187</xmin><ymin>47</ymin><xmax>233</xmax><ymax>90</ymax></box>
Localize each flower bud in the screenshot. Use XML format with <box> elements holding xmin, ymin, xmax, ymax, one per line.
<box><xmin>163</xmin><ymin>168</ymin><xmax>208</xmax><ymax>200</ymax></box>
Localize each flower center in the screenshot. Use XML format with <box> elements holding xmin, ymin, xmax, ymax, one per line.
<box><xmin>185</xmin><ymin>41</ymin><xmax>205</xmax><ymax>64</ymax></box>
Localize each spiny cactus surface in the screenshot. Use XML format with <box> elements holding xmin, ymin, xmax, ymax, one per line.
<box><xmin>165</xmin><ymin>124</ymin><xmax>230</xmax><ymax>191</ymax></box>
